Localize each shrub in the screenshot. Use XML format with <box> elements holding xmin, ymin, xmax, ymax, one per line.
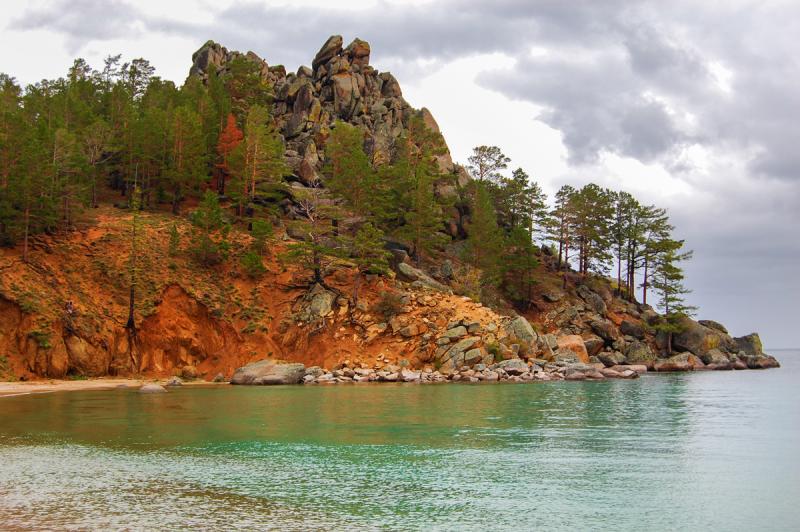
<box><xmin>240</xmin><ymin>251</ymin><xmax>266</xmax><ymax>278</ymax></box>
<box><xmin>370</xmin><ymin>291</ymin><xmax>405</xmax><ymax>320</ymax></box>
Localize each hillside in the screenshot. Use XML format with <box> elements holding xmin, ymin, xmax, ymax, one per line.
<box><xmin>0</xmin><ymin>36</ymin><xmax>779</xmax><ymax>383</ymax></box>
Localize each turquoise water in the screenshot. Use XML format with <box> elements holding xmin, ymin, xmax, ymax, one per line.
<box><xmin>1</xmin><ymin>351</ymin><xmax>798</xmax><ymax>531</ymax></box>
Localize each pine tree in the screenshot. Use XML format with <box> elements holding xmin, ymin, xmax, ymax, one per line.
<box><xmin>166</xmin><ymin>105</ymin><xmax>206</xmax><ymax>214</ymax></box>
<box><xmin>467</xmin><ymin>145</ymin><xmax>510</xmax><ymax>184</ymax></box>
<box><xmin>347</xmin><ymin>222</ymin><xmax>390</xmax><ymax>308</ymax></box>
<box><xmin>390</xmin><ymin>116</ymin><xmax>448</xmax><ymax>264</ymax></box>
<box><xmin>324</xmin><ymin>121</ymin><xmax>379</xmax><ymax>217</ymax></box>
<box><xmin>651</xmin><ymin>242</ymin><xmax>695</xmax><ymax>353</ymax></box>
<box><xmin>501</xmin><ymin>225</ymin><xmax>539</xmax><ymax>308</ymax></box>
<box><xmin>464</xmin><ymin>182</ymin><xmax>504</xmax><ymax>286</ymax></box>
<box><xmin>232</xmin><ymin>104</ymin><xmax>286</xmax><ymax>217</ymax></box>
<box><xmin>216</xmin><ymin>113</ymin><xmax>243</xmax><ymax>195</ymax></box>
<box><xmin>189</xmin><ymin>190</ymin><xmax>230</xmax><ymax>266</ymax></box>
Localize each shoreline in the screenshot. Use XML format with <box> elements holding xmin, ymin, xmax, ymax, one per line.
<box><xmin>0</xmin><ymin>378</ymin><xmax>224</xmax><ymax>398</ymax></box>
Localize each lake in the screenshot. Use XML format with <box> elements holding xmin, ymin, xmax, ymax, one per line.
<box><xmin>1</xmin><ymin>350</ymin><xmax>798</xmax><ymax>531</ymax></box>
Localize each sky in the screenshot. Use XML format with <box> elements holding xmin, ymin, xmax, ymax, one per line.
<box><xmin>1</xmin><ymin>0</ymin><xmax>798</xmax><ymax>348</ymax></box>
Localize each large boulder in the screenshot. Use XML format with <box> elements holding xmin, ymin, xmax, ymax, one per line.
<box><xmin>673</xmin><ymin>317</ymin><xmax>735</xmax><ymax>356</ymax></box>
<box><xmin>583</xmin><ymin>335</ymin><xmax>605</xmax><ymax>357</ymax></box>
<box><xmin>625</xmin><ymin>341</ymin><xmax>655</xmax><ymax>366</ymax></box>
<box><xmin>506</xmin><ymin>316</ymin><xmax>538</xmax><ymax>347</ymax></box>
<box><xmin>654</xmin><ymin>352</ymin><xmax>705</xmax><ymax>372</ymax></box>
<box><xmin>231</xmin><ymin>360</ymin><xmax>306</xmax><ymax>385</ymax></box>
<box><xmin>576</xmin><ymin>285</ymin><xmax>607</xmax><ymax>315</ymax></box>
<box><xmin>734</xmin><ymin>333</ymin><xmax>764</xmax><ymax>357</ymax></box>
<box><xmin>590</xmin><ymin>319</ymin><xmax>619</xmax><ymax>343</ymax></box>
<box><xmin>312</xmin><ymin>35</ymin><xmax>344</xmax><ymax>70</ymax></box>
<box><xmin>496</xmin><ymin>358</ymin><xmax>528</xmax><ymax>376</ymax></box>
<box><xmin>395</xmin><ymin>262</ymin><xmax>451</xmax><ymax>293</ymax></box>
<box><xmin>698</xmin><ymin>320</ymin><xmax>729</xmax><ymax>334</ymax></box>
<box><xmin>556</xmin><ymin>335</ymin><xmax>590</xmax><ymax>364</ymax></box>
<box><xmin>745</xmin><ymin>354</ymin><xmax>780</xmax><ymax>369</ymax></box>
<box><xmin>597</xmin><ymin>351</ymin><xmax>626</xmax><ymax>367</ymax></box>
<box><xmin>619</xmin><ymin>319</ymin><xmax>646</xmax><ymax>339</ymax></box>
<box><xmin>139</xmin><ymin>383</ymin><xmax>167</xmax><ymax>394</ymax></box>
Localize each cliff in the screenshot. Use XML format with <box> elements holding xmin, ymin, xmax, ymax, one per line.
<box><xmin>0</xmin><ymin>36</ymin><xmax>779</xmax><ymax>382</ymax></box>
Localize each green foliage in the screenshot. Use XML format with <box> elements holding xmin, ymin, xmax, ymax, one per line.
<box><xmin>240</xmin><ymin>250</ymin><xmax>266</xmax><ymax>278</ymax></box>
<box><xmin>190</xmin><ymin>190</ymin><xmax>230</xmax><ymax>266</ymax></box>
<box><xmin>324</xmin><ymin>121</ymin><xmax>382</xmax><ymax>217</ymax></box>
<box><xmin>28</xmin><ymin>330</ymin><xmax>52</xmax><ymax>349</ymax></box>
<box><xmin>386</xmin><ymin>115</ymin><xmax>449</xmax><ymax>263</ymax></box>
<box><xmin>230</xmin><ymin>104</ymin><xmax>286</xmax><ymax>216</ymax></box>
<box><xmin>501</xmin><ymin>225</ymin><xmax>539</xmax><ymax>307</ymax></box>
<box><xmin>370</xmin><ymin>291</ymin><xmax>405</xmax><ymax>320</ymax></box>
<box><xmin>349</xmin><ymin>223</ymin><xmax>390</xmax><ymax>275</ymax></box>
<box><xmin>250</xmin><ymin>218</ymin><xmax>273</xmax><ymax>255</ymax></box>
<box><xmin>463</xmin><ymin>182</ymin><xmax>503</xmax><ymax>285</ymax></box>
<box><xmin>467</xmin><ymin>145</ymin><xmax>510</xmax><ymax>183</ymax></box>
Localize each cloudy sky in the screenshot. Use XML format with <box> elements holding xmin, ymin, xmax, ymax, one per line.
<box><xmin>2</xmin><ymin>0</ymin><xmax>798</xmax><ymax>347</ymax></box>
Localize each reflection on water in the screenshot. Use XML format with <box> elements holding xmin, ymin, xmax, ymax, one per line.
<box><xmin>1</xmin><ymin>352</ymin><xmax>798</xmax><ymax>531</ymax></box>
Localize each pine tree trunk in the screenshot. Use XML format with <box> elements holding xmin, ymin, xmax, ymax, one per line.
<box><xmin>642</xmin><ymin>257</ymin><xmax>648</xmax><ymax>306</ymax></box>
<box><xmin>22</xmin><ymin>205</ymin><xmax>30</xmax><ymax>263</ymax></box>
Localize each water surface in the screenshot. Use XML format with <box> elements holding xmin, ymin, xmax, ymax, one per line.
<box><xmin>1</xmin><ymin>351</ymin><xmax>798</xmax><ymax>530</ymax></box>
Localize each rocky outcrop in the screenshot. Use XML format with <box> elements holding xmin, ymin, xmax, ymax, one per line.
<box><xmin>231</xmin><ymin>360</ymin><xmax>306</xmax><ymax>385</ymax></box>
<box><xmin>188</xmin><ymin>35</ymin><xmax>457</xmax><ymax>194</ymax></box>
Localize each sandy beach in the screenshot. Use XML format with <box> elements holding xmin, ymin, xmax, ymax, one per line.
<box><xmin>0</xmin><ymin>378</ymin><xmax>223</xmax><ymax>397</ymax></box>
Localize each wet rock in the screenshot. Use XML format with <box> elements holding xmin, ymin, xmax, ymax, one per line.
<box><xmin>139</xmin><ymin>383</ymin><xmax>167</xmax><ymax>394</ymax></box>
<box><xmin>231</xmin><ymin>360</ymin><xmax>306</xmax><ymax>385</ymax></box>
<box><xmin>165</xmin><ymin>377</ymin><xmax>183</xmax><ymax>387</ymax></box>
<box><xmin>610</xmin><ymin>364</ymin><xmax>648</xmax><ymax>375</ymax></box>
<box><xmin>400</xmin><ymin>368</ymin><xmax>421</xmax><ymax>382</ymax></box>
<box><xmin>745</xmin><ymin>354</ymin><xmax>780</xmax><ymax>369</ymax></box>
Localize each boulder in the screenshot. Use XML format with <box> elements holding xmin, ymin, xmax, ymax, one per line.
<box><xmin>506</xmin><ymin>316</ymin><xmax>538</xmax><ymax>346</ymax></box>
<box><xmin>625</xmin><ymin>341</ymin><xmax>655</xmax><ymax>366</ymax></box>
<box><xmin>165</xmin><ymin>377</ymin><xmax>183</xmax><ymax>387</ymax></box>
<box><xmin>597</xmin><ymin>351</ymin><xmax>626</xmax><ymax>367</ymax></box>
<box><xmin>444</xmin><ymin>326</ymin><xmax>468</xmax><ymax>339</ymax></box>
<box><xmin>312</xmin><ymin>35</ymin><xmax>344</xmax><ymax>70</ymax></box>
<box><xmin>698</xmin><ymin>320</ymin><xmax>729</xmax><ymax>334</ymax></box>
<box><xmin>583</xmin><ymin>335</ymin><xmax>605</xmax><ymax>357</ymax></box>
<box><xmin>400</xmin><ymin>368</ymin><xmax>421</xmax><ymax>382</ymax></box>
<box><xmin>619</xmin><ymin>320</ymin><xmax>646</xmax><ymax>339</ymax></box>
<box><xmin>700</xmin><ymin>348</ymin><xmax>730</xmax><ymax>366</ymax></box>
<box><xmin>745</xmin><ymin>354</ymin><xmax>780</xmax><ymax>369</ymax></box>
<box><xmin>610</xmin><ymin>364</ymin><xmax>648</xmax><ymax>374</ymax></box>
<box><xmin>673</xmin><ymin>317</ymin><xmax>735</xmax><ymax>356</ymax></box>
<box><xmin>139</xmin><ymin>383</ymin><xmax>167</xmax><ymax>394</ymax></box>
<box><xmin>577</xmin><ymin>285</ymin><xmax>607</xmax><ymax>315</ymax></box>
<box><xmin>654</xmin><ymin>352</ymin><xmax>705</xmax><ymax>372</ymax></box>
<box><xmin>231</xmin><ymin>360</ymin><xmax>306</xmax><ymax>385</ymax></box>
<box><xmin>555</xmin><ymin>335</ymin><xmax>590</xmax><ymax>364</ymax></box>
<box><xmin>496</xmin><ymin>358</ymin><xmax>528</xmax><ymax>376</ymax></box>
<box><xmin>180</xmin><ymin>365</ymin><xmax>198</xmax><ymax>380</ymax></box>
<box><xmin>395</xmin><ymin>262</ymin><xmax>450</xmax><ymax>292</ymax></box>
<box><xmin>734</xmin><ymin>333</ymin><xmax>764</xmax><ymax>357</ymax></box>
<box><xmin>590</xmin><ymin>320</ymin><xmax>619</xmax><ymax>343</ymax></box>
